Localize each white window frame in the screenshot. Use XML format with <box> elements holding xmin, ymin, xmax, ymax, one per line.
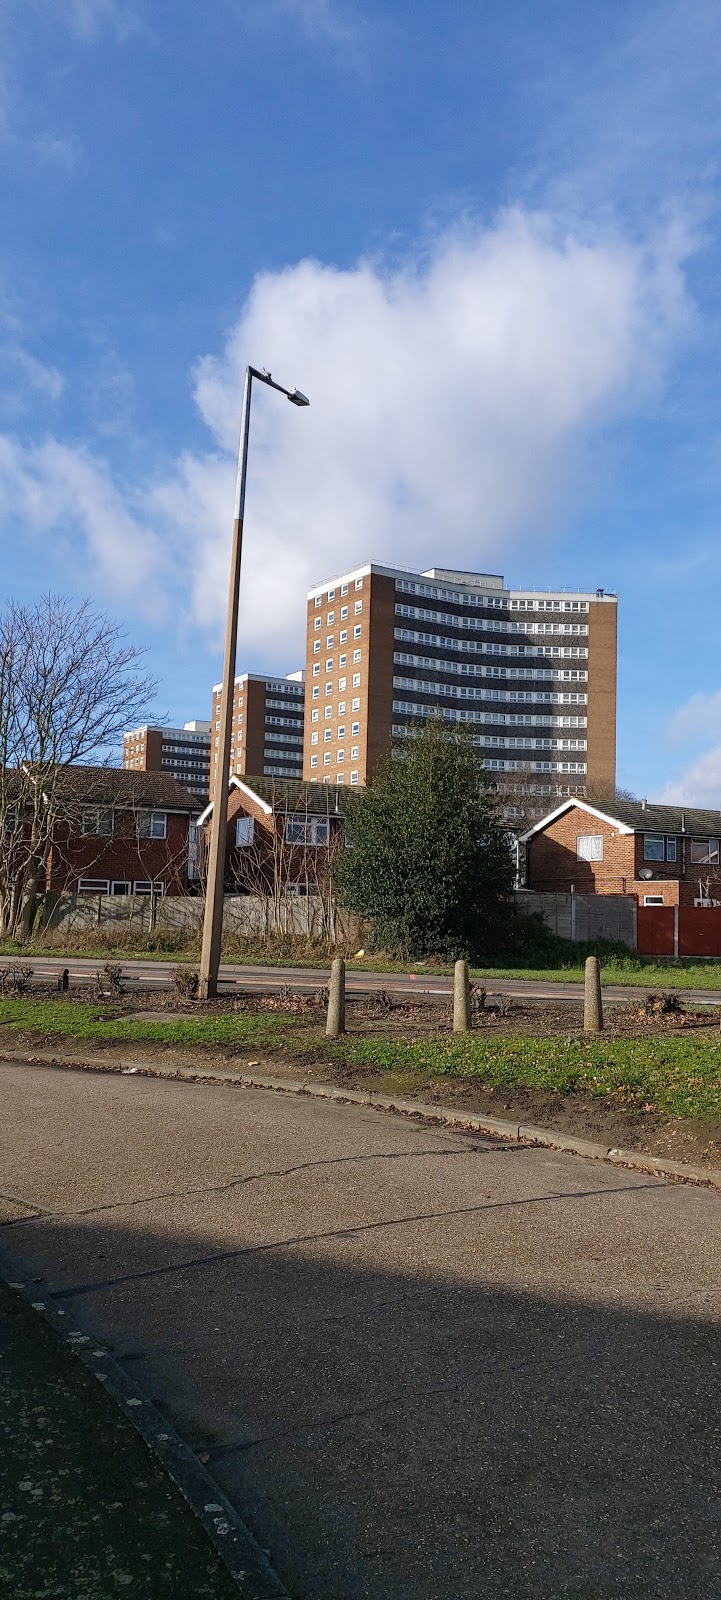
<box><xmin>82</xmin><ymin>808</ymin><xmax>114</xmax><ymax>837</ymax></box>
<box><xmin>643</xmin><ymin>895</ymin><xmax>664</xmax><ymax>906</ymax></box>
<box><xmin>235</xmin><ymin>816</ymin><xmax>255</xmax><ymax>847</ymax></box>
<box><xmin>354</xmin><ymin>577</ymin><xmax>363</xmax><ymax>589</ymax></box>
<box><xmin>690</xmin><ymin>838</ymin><xmax>720</xmax><ymax>865</ymax></box>
<box><xmin>576</xmin><ymin>834</ymin><xmax>603</xmax><ymax>862</ymax></box>
<box><xmin>352</xmin><ymin>673</ymin><xmax>361</xmax><ymax>687</ymax></box>
<box><xmin>133</xmin><ymin>880</ymin><xmax>166</xmax><ymax>895</ymax></box>
<box><xmin>136</xmin><ymin>810</ymin><xmax>167</xmax><ymax>840</ymax></box>
<box><xmin>78</xmin><ymin>878</ymin><xmax>110</xmax><ymax>895</ymax></box>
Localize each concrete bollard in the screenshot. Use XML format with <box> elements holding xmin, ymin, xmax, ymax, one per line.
<box><xmin>453</xmin><ymin>958</ymin><xmax>472</xmax><ymax>1033</ymax></box>
<box><xmin>326</xmin><ymin>957</ymin><xmax>346</xmax><ymax>1037</ymax></box>
<box><xmin>584</xmin><ymin>955</ymin><xmax>603</xmax><ymax>1033</ymax></box>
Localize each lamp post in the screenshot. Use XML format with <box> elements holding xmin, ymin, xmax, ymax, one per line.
<box><xmin>198</xmin><ymin>365</ymin><xmax>309</xmax><ymax>999</ymax></box>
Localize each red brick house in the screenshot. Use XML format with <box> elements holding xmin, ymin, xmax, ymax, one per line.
<box><xmin>43</xmin><ymin>768</ymin><xmax>199</xmax><ymax>896</ymax></box>
<box><xmin>522</xmin><ymin>797</ymin><xmax>721</xmax><ymax>908</ymax></box>
<box><xmin>197</xmin><ymin>776</ymin><xmax>346</xmax><ymax>894</ymax></box>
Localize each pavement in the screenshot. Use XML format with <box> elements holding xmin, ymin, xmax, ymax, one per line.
<box><xmin>0</xmin><ymin>1273</ymin><xmax>246</xmax><ymax>1598</ymax></box>
<box><xmin>2</xmin><ymin>1062</ymin><xmax>721</xmax><ymax>1599</ymax></box>
<box><xmin>2</xmin><ymin>950</ymin><xmax>720</xmax><ymax>1007</ymax></box>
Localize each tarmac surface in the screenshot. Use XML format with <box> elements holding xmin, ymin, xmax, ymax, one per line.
<box><xmin>2</xmin><ymin>1059</ymin><xmax>721</xmax><ymax>1598</ymax></box>
<box><xmin>2</xmin><ymin>950</ymin><xmax>720</xmax><ymax>1007</ymax></box>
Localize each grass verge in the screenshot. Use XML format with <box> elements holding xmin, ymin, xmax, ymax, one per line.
<box><xmin>3</xmin><ymin>999</ymin><xmax>721</xmax><ymax>1121</ymax></box>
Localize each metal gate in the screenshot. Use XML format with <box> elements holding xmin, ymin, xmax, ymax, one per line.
<box><xmin>637</xmin><ymin>906</ymin><xmax>674</xmax><ymax>956</ymax></box>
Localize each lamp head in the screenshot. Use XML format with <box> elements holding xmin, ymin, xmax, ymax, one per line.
<box><xmin>287</xmin><ymin>388</ymin><xmax>310</xmax><ymax>407</ymax></box>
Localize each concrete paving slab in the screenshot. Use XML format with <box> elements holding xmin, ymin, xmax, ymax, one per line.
<box><xmin>2</xmin><ymin>1062</ymin><xmax>721</xmax><ymax>1597</ymax></box>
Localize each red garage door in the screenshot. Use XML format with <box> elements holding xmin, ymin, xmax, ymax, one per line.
<box><xmin>679</xmin><ymin>907</ymin><xmax>721</xmax><ymax>957</ymax></box>
<box><xmin>637</xmin><ymin>906</ymin><xmax>675</xmax><ymax>956</ymax></box>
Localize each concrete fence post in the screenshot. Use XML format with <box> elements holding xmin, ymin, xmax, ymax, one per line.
<box><xmin>584</xmin><ymin>955</ymin><xmax>603</xmax><ymax>1033</ymax></box>
<box><xmin>326</xmin><ymin>957</ymin><xmax>346</xmax><ymax>1037</ymax></box>
<box><xmin>453</xmin><ymin>959</ymin><xmax>472</xmax><ymax>1033</ymax></box>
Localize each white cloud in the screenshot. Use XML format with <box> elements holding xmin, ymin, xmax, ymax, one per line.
<box><xmin>240</xmin><ymin>0</ymin><xmax>367</xmax><ymax>54</ymax></box>
<box><xmin>171</xmin><ymin>209</ymin><xmax>690</xmax><ymax>659</ymax></box>
<box><xmin>0</xmin><ymin>437</ymin><xmax>170</xmax><ymax>614</ymax></box>
<box><xmin>661</xmin><ymin>689</ymin><xmax>721</xmax><ymax>806</ymax></box>
<box><xmin>666</xmin><ymin>689</ymin><xmax>721</xmax><ymax>750</ymax></box>
<box><xmin>661</xmin><ymin>748</ymin><xmax>721</xmax><ymax>808</ymax></box>
<box><xmin>0</xmin><ymin>343</ymin><xmax>64</xmax><ymax>408</ymax></box>
<box><xmin>52</xmin><ymin>0</ymin><xmax>143</xmax><ymax>41</ymax></box>
<box><xmin>0</xmin><ymin>208</ymin><xmax>694</xmax><ymax>669</ymax></box>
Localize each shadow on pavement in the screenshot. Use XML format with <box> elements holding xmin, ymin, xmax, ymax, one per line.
<box><xmin>2</xmin><ymin>1209</ymin><xmax>720</xmax><ymax>1600</ymax></box>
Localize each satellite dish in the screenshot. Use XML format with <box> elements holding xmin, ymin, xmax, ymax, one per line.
<box><xmin>639</xmin><ymin>867</ymin><xmax>653</xmax><ymax>880</ymax></box>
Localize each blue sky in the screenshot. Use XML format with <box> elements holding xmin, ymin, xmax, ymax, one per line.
<box><xmin>1</xmin><ymin>0</ymin><xmax>721</xmax><ymax>800</ymax></box>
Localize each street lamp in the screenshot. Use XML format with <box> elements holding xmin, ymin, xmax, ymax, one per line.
<box><xmin>198</xmin><ymin>365</ymin><xmax>309</xmax><ymax>999</ymax></box>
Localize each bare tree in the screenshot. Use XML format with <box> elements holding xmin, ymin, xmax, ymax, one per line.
<box><xmin>0</xmin><ymin>596</ymin><xmax>155</xmax><ymax>939</ymax></box>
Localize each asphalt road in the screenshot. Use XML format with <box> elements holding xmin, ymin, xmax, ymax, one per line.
<box><xmin>1</xmin><ymin>951</ymin><xmax>720</xmax><ymax>1007</ymax></box>
<box><xmin>2</xmin><ymin>1061</ymin><xmax>721</xmax><ymax>1598</ymax></box>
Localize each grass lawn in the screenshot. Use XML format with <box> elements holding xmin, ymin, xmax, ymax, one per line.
<box><xmin>3</xmin><ymin>998</ymin><xmax>721</xmax><ymax>1121</ymax></box>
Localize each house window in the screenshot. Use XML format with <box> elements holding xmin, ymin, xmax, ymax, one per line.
<box><xmin>324</xmin><ymin>730</ymin><xmax>332</xmax><ymax>742</ymax></box>
<box><xmin>351</xmin><ymin>746</ymin><xmax>359</xmax><ymax>758</ymax></box>
<box><xmin>284</xmin><ymin>816</ymin><xmax>330</xmax><ymax>846</ymax></box>
<box><xmin>136</xmin><ymin>811</ymin><xmax>167</xmax><ymax>840</ymax></box>
<box><xmin>314</xmin><ymin>595</ymin><xmax>322</xmax><ymax>607</ymax></box>
<box><xmin>311</xmin><ymin>732</ymin><xmax>318</xmax><ymax>745</ymax></box>
<box><xmin>111</xmin><ymin>881</ymin><xmax>131</xmax><ymax>896</ymax></box>
<box><xmin>665</xmin><ymin>837</ymin><xmax>677</xmax><ymax>862</ymax></box>
<box><xmin>350</xmin><ymin>771</ymin><xmax>359</xmax><ymax>784</ymax></box>
<box><xmin>354</xmin><ymin>600</ymin><xmax>363</xmax><ymax>612</ymax></box>
<box><xmin>314</xmin><ymin>617</ymin><xmax>321</xmax><ymax>629</ymax></box>
<box><xmin>312</xmin><ymin>687</ymin><xmax>319</xmax><ymax>699</ymax></box>
<box><xmin>337</xmin><ymin>750</ymin><xmax>345</xmax><ymax>763</ymax></box>
<box><xmin>338</xmin><ymin>677</ymin><xmax>347</xmax><ymax>691</ymax></box>
<box><xmin>338</xmin><ymin>725</ymin><xmax>345</xmax><ymax>737</ymax></box>
<box><xmin>338</xmin><ymin>701</ymin><xmax>346</xmax><ymax>713</ymax></box>
<box><xmin>326</xmin><ymin>658</ymin><xmax>333</xmax><ymax>670</ymax></box>
<box><xmin>236</xmin><ymin>816</ymin><xmax>254</xmax><ymax>847</ymax></box>
<box><xmin>352</xmin><ymin>673</ymin><xmax>361</xmax><ymax>687</ymax></box>
<box><xmin>339</xmin><ymin>654</ymin><xmax>347</xmax><ymax>667</ymax></box>
<box><xmin>691</xmin><ymin>838</ymin><xmax>720</xmax><ymax>864</ymax></box>
<box><xmin>325</xmin><ymin>683</ymin><xmax>332</xmax><ymax>695</ymax></box>
<box><xmin>354</xmin><ymin>625</ymin><xmax>362</xmax><ymax>638</ymax></box>
<box><xmin>327</xmin><ymin>611</ymin><xmax>335</xmax><ymax>624</ymax></box>
<box><xmin>341</xmin><ymin>583</ymin><xmax>348</xmax><ymax>595</ymax></box>
<box><xmin>351</xmin><ymin>722</ymin><xmax>360</xmax><ymax>734</ymax></box>
<box><xmin>643</xmin><ymin>835</ymin><xmax>665</xmax><ymax>861</ymax></box>
<box><xmin>355</xmin><ymin>577</ymin><xmax>363</xmax><ymax>589</ymax></box>
<box><xmin>325</xmin><ymin>705</ymin><xmax>333</xmax><ymax>718</ymax></box>
<box><xmin>352</xmin><ymin>698</ymin><xmax>360</xmax><ymax>711</ymax></box>
<box><xmin>313</xmin><ymin>642</ymin><xmax>320</xmax><ymax>654</ymax></box>
<box><xmin>340</xmin><ymin>606</ymin><xmax>348</xmax><ymax>619</ymax></box>
<box><xmin>310</xmin><ymin>755</ymin><xmax>318</xmax><ymax>768</ymax></box>
<box><xmin>643</xmin><ymin>895</ymin><xmax>664</xmax><ymax>905</ymax></box>
<box><xmin>82</xmin><ymin>808</ymin><xmax>114</xmax><ymax>837</ymax></box>
<box><xmin>311</xmin><ymin>710</ymin><xmax>319</xmax><ymax>722</ymax></box>
<box><xmin>576</xmin><ymin>834</ymin><xmax>603</xmax><ymax>861</ymax></box>
<box><xmin>328</xmin><ymin>588</ymin><xmax>335</xmax><ymax>601</ymax></box>
<box><xmin>134</xmin><ymin>880</ymin><xmax>166</xmax><ymax>895</ymax></box>
<box><xmin>78</xmin><ymin>878</ymin><xmax>110</xmax><ymax>894</ymax></box>
<box><xmin>326</xmin><ymin>636</ymin><xmax>334</xmax><ymax>647</ymax></box>
<box><xmin>353</xmin><ymin>649</ymin><xmax>361</xmax><ymax>662</ymax></box>
<box><xmin>323</xmin><ymin>752</ymin><xmax>331</xmax><ymax>764</ymax></box>
<box><xmin>313</xmin><ymin>663</ymin><xmax>320</xmax><ymax>676</ymax></box>
<box><xmin>340</xmin><ymin>630</ymin><xmax>348</xmax><ymax>643</ymax></box>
